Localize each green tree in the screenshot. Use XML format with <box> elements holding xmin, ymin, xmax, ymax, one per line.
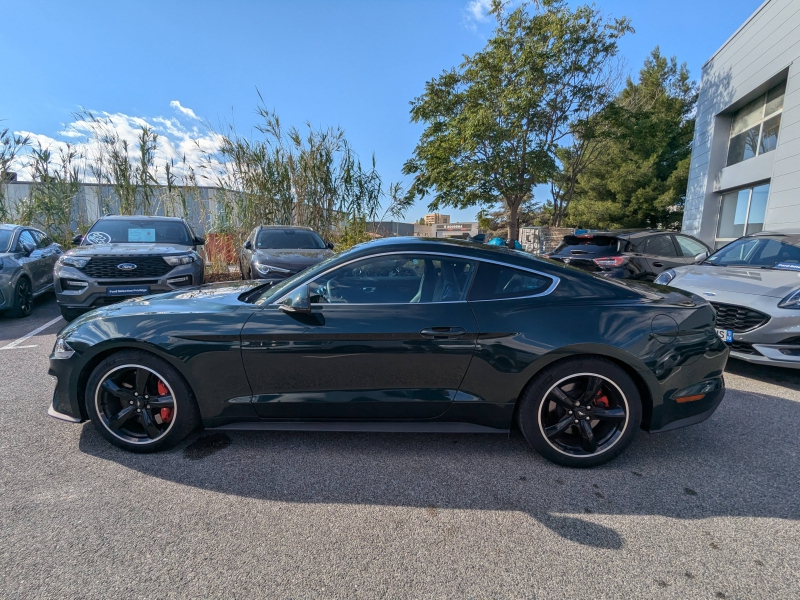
<box><xmin>403</xmin><ymin>0</ymin><xmax>630</xmax><ymax>245</ymax></box>
<box><xmin>568</xmin><ymin>48</ymin><xmax>697</xmax><ymax>229</ymax></box>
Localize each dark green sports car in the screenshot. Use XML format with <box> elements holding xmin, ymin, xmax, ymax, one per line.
<box><xmin>48</xmin><ymin>237</ymin><xmax>728</xmax><ymax>467</ymax></box>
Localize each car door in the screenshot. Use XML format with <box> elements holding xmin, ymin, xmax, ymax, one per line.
<box><xmin>31</xmin><ymin>230</ymin><xmax>61</xmax><ymax>290</ymax></box>
<box><xmin>241</xmin><ymin>252</ymin><xmax>479</xmax><ymax>420</ymax></box>
<box><xmin>16</xmin><ymin>229</ymin><xmax>48</xmax><ymax>291</ymax></box>
<box><xmin>641</xmin><ymin>234</ymin><xmax>684</xmax><ymax>279</ymax></box>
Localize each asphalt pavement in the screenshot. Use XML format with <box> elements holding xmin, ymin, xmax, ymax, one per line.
<box><xmin>0</xmin><ymin>297</ymin><xmax>799</xmax><ymax>599</ymax></box>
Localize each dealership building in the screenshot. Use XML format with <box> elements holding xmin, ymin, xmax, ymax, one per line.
<box><xmin>683</xmin><ymin>0</ymin><xmax>800</xmax><ymax>248</ymax></box>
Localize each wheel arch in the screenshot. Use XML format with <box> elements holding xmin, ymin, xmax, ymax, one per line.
<box><xmin>74</xmin><ymin>342</ymin><xmax>197</xmax><ymax>421</ymax></box>
<box><xmin>512</xmin><ymin>347</ymin><xmax>654</xmax><ymax>431</ymax></box>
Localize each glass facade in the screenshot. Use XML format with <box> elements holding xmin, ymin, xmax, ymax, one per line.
<box><xmin>726</xmin><ymin>81</ymin><xmax>786</xmax><ymax>166</ymax></box>
<box><xmin>716</xmin><ymin>183</ymin><xmax>770</xmax><ymax>248</ymax></box>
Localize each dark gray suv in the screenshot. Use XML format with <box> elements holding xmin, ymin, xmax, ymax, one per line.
<box><xmin>55</xmin><ymin>215</ymin><xmax>205</xmax><ymax>321</ymax></box>
<box><xmin>239</xmin><ymin>225</ymin><xmax>333</xmax><ymax>283</ymax></box>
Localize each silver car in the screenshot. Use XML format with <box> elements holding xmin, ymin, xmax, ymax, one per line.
<box><xmin>55</xmin><ymin>215</ymin><xmax>205</xmax><ymax>321</ymax></box>
<box><xmin>656</xmin><ymin>231</ymin><xmax>800</xmax><ymax>369</ymax></box>
<box><xmin>0</xmin><ymin>224</ymin><xmax>62</xmax><ymax>318</ymax></box>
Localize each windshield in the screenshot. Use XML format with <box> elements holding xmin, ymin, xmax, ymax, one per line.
<box><xmin>251</xmin><ymin>253</ymin><xmax>341</xmax><ymax>305</ymax></box>
<box><xmin>705</xmin><ymin>236</ymin><xmax>800</xmax><ymax>269</ymax></box>
<box><xmin>0</xmin><ymin>230</ymin><xmax>12</xmax><ymax>252</ymax></box>
<box><xmin>83</xmin><ymin>219</ymin><xmax>192</xmax><ymax>245</ymax></box>
<box><xmin>257</xmin><ymin>228</ymin><xmax>326</xmax><ymax>250</ymax></box>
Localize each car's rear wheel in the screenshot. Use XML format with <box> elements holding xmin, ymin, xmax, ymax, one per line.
<box><xmin>8</xmin><ymin>277</ymin><xmax>33</xmax><ymax>318</ymax></box>
<box><xmin>85</xmin><ymin>351</ymin><xmax>200</xmax><ymax>452</ymax></box>
<box><xmin>518</xmin><ymin>357</ymin><xmax>641</xmax><ymax>468</ymax></box>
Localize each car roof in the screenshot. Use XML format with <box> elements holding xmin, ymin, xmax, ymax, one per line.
<box><xmin>0</xmin><ymin>223</ymin><xmax>21</xmax><ymax>231</ymax></box>
<box><xmin>749</xmin><ymin>230</ymin><xmax>800</xmax><ymax>241</ymax></box>
<box><xmin>564</xmin><ymin>230</ymin><xmax>672</xmax><ymax>240</ymax></box>
<box><xmin>257</xmin><ymin>225</ymin><xmax>315</xmax><ymax>231</ymax></box>
<box><xmin>98</xmin><ymin>215</ymin><xmax>186</xmax><ymax>222</ymax></box>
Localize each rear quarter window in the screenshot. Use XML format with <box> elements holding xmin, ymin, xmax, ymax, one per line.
<box><xmin>468</xmin><ymin>262</ymin><xmax>554</xmax><ymax>300</ymax></box>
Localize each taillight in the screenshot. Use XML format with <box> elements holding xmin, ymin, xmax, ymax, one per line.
<box><xmin>592</xmin><ymin>256</ymin><xmax>628</xmax><ymax>268</ymax></box>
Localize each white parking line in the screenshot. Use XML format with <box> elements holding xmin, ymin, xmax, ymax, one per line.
<box><xmin>0</xmin><ymin>316</ymin><xmax>64</xmax><ymax>351</ymax></box>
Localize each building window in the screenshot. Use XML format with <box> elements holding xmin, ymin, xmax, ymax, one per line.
<box><xmin>716</xmin><ymin>183</ymin><xmax>770</xmax><ymax>248</ymax></box>
<box><xmin>726</xmin><ymin>81</ymin><xmax>785</xmax><ymax>166</ymax></box>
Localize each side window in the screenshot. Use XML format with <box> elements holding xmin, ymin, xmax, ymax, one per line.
<box><xmin>17</xmin><ymin>230</ymin><xmax>36</xmax><ymax>251</ymax></box>
<box><xmin>33</xmin><ymin>230</ymin><xmax>52</xmax><ymax>248</ymax></box>
<box><xmin>310</xmin><ymin>254</ymin><xmax>475</xmax><ymax>304</ymax></box>
<box><xmin>675</xmin><ymin>235</ymin><xmax>707</xmax><ymax>258</ymax></box>
<box><xmin>468</xmin><ymin>262</ymin><xmax>554</xmax><ymax>301</ymax></box>
<box><xmin>643</xmin><ymin>235</ymin><xmax>678</xmax><ymax>257</ymax></box>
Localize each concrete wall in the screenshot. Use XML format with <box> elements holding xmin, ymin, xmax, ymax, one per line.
<box><xmin>1</xmin><ymin>182</ymin><xmax>224</xmax><ymax>234</ymax></box>
<box><xmin>683</xmin><ymin>0</ymin><xmax>800</xmax><ymax>245</ymax></box>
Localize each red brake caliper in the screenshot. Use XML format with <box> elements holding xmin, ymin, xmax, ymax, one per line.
<box><xmin>593</xmin><ymin>390</ymin><xmax>610</xmax><ymax>408</ymax></box>
<box><xmin>157</xmin><ymin>380</ymin><xmax>173</xmax><ymax>423</ymax></box>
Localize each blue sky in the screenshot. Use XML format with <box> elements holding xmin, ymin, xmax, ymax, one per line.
<box><xmin>4</xmin><ymin>0</ymin><xmax>762</xmax><ymax>222</ymax></box>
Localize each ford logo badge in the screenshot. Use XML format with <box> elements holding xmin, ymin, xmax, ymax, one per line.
<box><xmin>117</xmin><ymin>263</ymin><xmax>138</xmax><ymax>270</ymax></box>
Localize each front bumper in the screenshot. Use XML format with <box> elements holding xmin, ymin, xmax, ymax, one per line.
<box><xmin>48</xmin><ymin>349</ymin><xmax>87</xmax><ymax>422</ymax></box>
<box><xmin>55</xmin><ymin>262</ymin><xmax>204</xmax><ymax>310</ymax></box>
<box><xmin>722</xmin><ymin>309</ymin><xmax>800</xmax><ymax>369</ymax></box>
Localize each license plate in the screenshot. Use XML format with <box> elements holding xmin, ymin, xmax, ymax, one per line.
<box><xmin>716</xmin><ymin>328</ymin><xmax>734</xmax><ymax>343</ymax></box>
<box><xmin>106</xmin><ymin>286</ymin><xmax>150</xmax><ymax>297</ymax></box>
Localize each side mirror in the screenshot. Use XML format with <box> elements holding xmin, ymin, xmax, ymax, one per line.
<box><xmin>326</xmin><ymin>241</ymin><xmax>334</xmax><ymax>250</ymax></box>
<box><xmin>694</xmin><ymin>251</ymin><xmax>709</xmax><ymax>263</ymax></box>
<box><xmin>72</xmin><ymin>234</ymin><xmax>83</xmax><ymax>245</ymax></box>
<box><xmin>244</xmin><ymin>240</ymin><xmax>253</xmax><ymax>250</ymax></box>
<box><xmin>278</xmin><ymin>284</ymin><xmax>311</xmax><ymax>314</ymax></box>
<box><xmin>21</xmin><ymin>242</ymin><xmax>35</xmax><ymax>255</ymax></box>
<box><xmin>194</xmin><ymin>236</ymin><xmax>205</xmax><ymax>246</ymax></box>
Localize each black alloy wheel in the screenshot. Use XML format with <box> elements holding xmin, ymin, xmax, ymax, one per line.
<box><xmin>518</xmin><ymin>357</ymin><xmax>641</xmax><ymax>468</ymax></box>
<box><xmin>8</xmin><ymin>277</ymin><xmax>33</xmax><ymax>318</ymax></box>
<box><xmin>86</xmin><ymin>351</ymin><xmax>200</xmax><ymax>452</ymax></box>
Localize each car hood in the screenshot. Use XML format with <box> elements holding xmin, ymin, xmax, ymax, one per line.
<box><xmin>68</xmin><ymin>243</ymin><xmax>194</xmax><ymax>256</ymax></box>
<box><xmin>61</xmin><ymin>281</ymin><xmax>264</xmax><ymax>333</ymax></box>
<box><xmin>669</xmin><ymin>265</ymin><xmax>800</xmax><ymax>299</ymax></box>
<box><xmin>252</xmin><ymin>248</ymin><xmax>332</xmax><ymax>269</ymax></box>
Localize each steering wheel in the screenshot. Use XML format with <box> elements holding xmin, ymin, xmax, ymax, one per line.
<box><xmin>326</xmin><ymin>279</ymin><xmax>348</xmax><ymax>303</ymax></box>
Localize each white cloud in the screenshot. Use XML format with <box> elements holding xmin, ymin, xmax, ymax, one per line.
<box><xmin>12</xmin><ymin>104</ymin><xmax>225</xmax><ymax>185</ymax></box>
<box><xmin>466</xmin><ymin>0</ymin><xmax>493</xmax><ymax>22</ymax></box>
<box><xmin>170</xmin><ymin>100</ymin><xmax>201</xmax><ymax>121</ymax></box>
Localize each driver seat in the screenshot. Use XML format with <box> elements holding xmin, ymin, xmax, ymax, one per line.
<box><xmin>431</xmin><ymin>261</ymin><xmax>462</xmax><ymax>302</ymax></box>
<box><xmin>410</xmin><ymin>260</ymin><xmax>439</xmax><ymax>303</ymax></box>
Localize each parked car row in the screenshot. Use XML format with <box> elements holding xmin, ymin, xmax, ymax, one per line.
<box><xmin>545</xmin><ymin>228</ymin><xmax>800</xmax><ymax>370</ymax></box>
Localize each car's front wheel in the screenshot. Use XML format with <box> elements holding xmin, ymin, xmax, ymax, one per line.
<box><xmin>518</xmin><ymin>357</ymin><xmax>641</xmax><ymax>468</ymax></box>
<box><xmin>85</xmin><ymin>351</ymin><xmax>200</xmax><ymax>452</ymax></box>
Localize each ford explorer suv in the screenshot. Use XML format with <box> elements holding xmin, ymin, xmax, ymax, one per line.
<box><xmin>55</xmin><ymin>215</ymin><xmax>205</xmax><ymax>321</ymax></box>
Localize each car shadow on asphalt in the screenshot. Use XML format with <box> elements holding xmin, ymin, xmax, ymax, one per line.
<box><xmin>725</xmin><ymin>358</ymin><xmax>800</xmax><ymax>391</ymax></box>
<box><xmin>77</xmin><ymin>387</ymin><xmax>800</xmax><ymax>551</ymax></box>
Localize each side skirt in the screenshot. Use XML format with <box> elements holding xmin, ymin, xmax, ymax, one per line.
<box><xmin>206</xmin><ymin>421</ymin><xmax>510</xmax><ymax>434</ymax></box>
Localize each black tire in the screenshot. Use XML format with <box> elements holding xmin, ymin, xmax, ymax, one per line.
<box><xmin>7</xmin><ymin>277</ymin><xmax>34</xmax><ymax>318</ymax></box>
<box><xmin>85</xmin><ymin>350</ymin><xmax>201</xmax><ymax>453</ymax></box>
<box><xmin>518</xmin><ymin>357</ymin><xmax>642</xmax><ymax>468</ymax></box>
<box><xmin>59</xmin><ymin>306</ymin><xmax>85</xmax><ymax>322</ymax></box>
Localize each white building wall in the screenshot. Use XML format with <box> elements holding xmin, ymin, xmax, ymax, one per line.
<box><xmin>683</xmin><ymin>0</ymin><xmax>800</xmax><ymax>245</ymax></box>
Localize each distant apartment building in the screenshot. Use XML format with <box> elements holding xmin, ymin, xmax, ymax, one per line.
<box><xmin>414</xmin><ymin>221</ymin><xmax>479</xmax><ymax>239</ymax></box>
<box><xmin>683</xmin><ymin>0</ymin><xmax>800</xmax><ymax>248</ymax></box>
<box><xmin>423</xmin><ymin>213</ymin><xmax>450</xmax><ymax>225</ymax></box>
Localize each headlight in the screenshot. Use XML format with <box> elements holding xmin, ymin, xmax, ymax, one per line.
<box><xmin>654</xmin><ymin>269</ymin><xmax>676</xmax><ymax>285</ymax></box>
<box><xmin>57</xmin><ymin>255</ymin><xmax>90</xmax><ymax>268</ymax></box>
<box><xmin>778</xmin><ymin>288</ymin><xmax>800</xmax><ymax>309</ymax></box>
<box><xmin>163</xmin><ymin>254</ymin><xmax>196</xmax><ymax>266</ymax></box>
<box><xmin>255</xmin><ymin>263</ymin><xmax>291</xmax><ymax>275</ymax></box>
<box><xmin>52</xmin><ymin>338</ymin><xmax>75</xmax><ymax>359</ymax></box>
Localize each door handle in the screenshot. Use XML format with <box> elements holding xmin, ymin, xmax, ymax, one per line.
<box><xmin>652</xmin><ymin>262</ymin><xmax>663</xmax><ymax>268</ymax></box>
<box><xmin>420</xmin><ymin>327</ymin><xmax>466</xmax><ymax>339</ymax></box>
